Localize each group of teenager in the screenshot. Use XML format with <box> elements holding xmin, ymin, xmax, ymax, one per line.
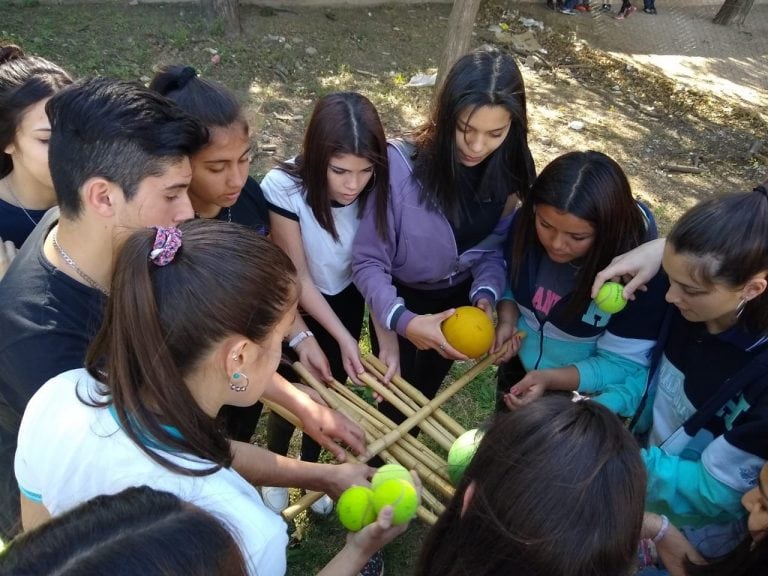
<box><xmin>0</xmin><ymin>41</ymin><xmax>766</xmax><ymax>576</ymax></box>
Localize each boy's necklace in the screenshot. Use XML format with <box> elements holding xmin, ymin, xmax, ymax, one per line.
<box><xmin>52</xmin><ymin>229</ymin><xmax>109</xmax><ymax>294</ymax></box>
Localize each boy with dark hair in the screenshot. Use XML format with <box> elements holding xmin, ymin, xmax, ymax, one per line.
<box><xmin>0</xmin><ymin>78</ymin><xmax>368</xmax><ymax>539</ymax></box>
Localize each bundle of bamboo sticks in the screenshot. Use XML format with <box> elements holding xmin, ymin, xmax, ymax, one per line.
<box><xmin>263</xmin><ymin>348</ymin><xmax>504</xmax><ymax>525</ymax></box>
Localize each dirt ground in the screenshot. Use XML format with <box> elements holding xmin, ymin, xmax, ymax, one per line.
<box><xmin>2</xmin><ymin>0</ymin><xmax>766</xmax><ymax>231</ymax></box>
<box><xmin>244</xmin><ymin>0</ymin><xmax>768</xmax><ymax>233</ymax></box>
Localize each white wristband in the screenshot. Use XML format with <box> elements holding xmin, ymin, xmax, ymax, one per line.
<box><xmin>652</xmin><ymin>514</ymin><xmax>670</xmax><ymax>543</ymax></box>
<box><xmin>288</xmin><ymin>330</ymin><xmax>314</xmax><ymax>349</ymax></box>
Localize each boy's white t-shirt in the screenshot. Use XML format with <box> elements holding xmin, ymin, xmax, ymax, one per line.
<box><xmin>15</xmin><ymin>368</ymin><xmax>288</xmax><ymax>576</ymax></box>
<box><xmin>261</xmin><ymin>166</ymin><xmax>360</xmax><ymax>296</ymax></box>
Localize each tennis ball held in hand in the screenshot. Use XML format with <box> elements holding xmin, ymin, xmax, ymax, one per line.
<box><xmin>337</xmin><ymin>486</ymin><xmax>377</xmax><ymax>532</ymax></box>
<box><xmin>441</xmin><ymin>306</ymin><xmax>494</xmax><ymax>358</ymax></box>
<box><xmin>371</xmin><ymin>464</ymin><xmax>413</xmax><ymax>491</ymax></box>
<box><xmin>372</xmin><ymin>479</ymin><xmax>419</xmax><ymax>525</ymax></box>
<box><xmin>594</xmin><ymin>282</ymin><xmax>628</xmax><ymax>314</ymax></box>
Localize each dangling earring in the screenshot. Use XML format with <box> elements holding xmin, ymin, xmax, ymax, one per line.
<box><xmin>229</xmin><ymin>372</ymin><xmax>250</xmax><ymax>392</ymax></box>
<box><xmin>736</xmin><ymin>297</ymin><xmax>748</xmax><ymax>319</ymax></box>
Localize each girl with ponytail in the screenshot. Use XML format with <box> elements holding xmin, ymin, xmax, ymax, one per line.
<box><xmin>14</xmin><ymin>219</ymin><xmax>410</xmax><ymax>575</ymax></box>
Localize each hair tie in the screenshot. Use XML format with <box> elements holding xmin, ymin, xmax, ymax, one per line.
<box><xmin>571</xmin><ymin>391</ymin><xmax>590</xmax><ymax>403</ymax></box>
<box><xmin>753</xmin><ymin>184</ymin><xmax>768</xmax><ymax>200</ymax></box>
<box><xmin>177</xmin><ymin>66</ymin><xmax>198</xmax><ymax>89</ymax></box>
<box><xmin>149</xmin><ymin>227</ymin><xmax>183</xmax><ymax>266</ymax></box>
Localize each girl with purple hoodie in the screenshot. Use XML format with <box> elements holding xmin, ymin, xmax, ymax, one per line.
<box><xmin>352</xmin><ymin>48</ymin><xmax>535</xmax><ymax>422</ymax></box>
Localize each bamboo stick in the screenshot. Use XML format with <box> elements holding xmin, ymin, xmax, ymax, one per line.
<box><xmin>361</xmin><ymin>359</ymin><xmax>421</xmax><ymax>412</ymax></box>
<box><xmin>385</xmin><ymin>442</ymin><xmax>454</xmax><ymax>499</ymax></box>
<box><xmin>361</xmin><ymin>348</ymin><xmax>502</xmax><ymax>462</ymax></box>
<box><xmin>284</xmin><ymin>350</ymin><xmax>502</xmax><ymax>521</ymax></box>
<box><xmin>417</xmin><ymin>505</ymin><xmax>439</xmax><ymax>525</ymax></box>
<box><xmin>359</xmin><ymin>362</ymin><xmax>458</xmax><ymax>445</ymax></box>
<box><xmin>331</xmin><ymin>386</ymin><xmax>452</xmax><ymax>488</ymax></box>
<box><xmin>420</xmin><ymin>485</ymin><xmax>446</xmax><ymax>516</ymax></box>
<box><xmin>364</xmin><ymin>355</ymin><xmax>466</xmax><ymax>437</ymax></box>
<box><xmin>279</xmin><ymin>415</ymin><xmax>444</xmax><ymax>523</ymax></box>
<box><xmin>358</xmin><ymin>372</ymin><xmax>454</xmax><ymax>450</ymax></box>
<box><xmin>348</xmin><ymin>402</ymin><xmax>454</xmax><ymax>498</ymax></box>
<box><xmin>327</xmin><ymin>380</ymin><xmax>452</xmax><ymax>479</ymax></box>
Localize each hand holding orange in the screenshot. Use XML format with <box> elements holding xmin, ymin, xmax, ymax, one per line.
<box><xmin>441</xmin><ymin>306</ymin><xmax>494</xmax><ymax>358</ymax></box>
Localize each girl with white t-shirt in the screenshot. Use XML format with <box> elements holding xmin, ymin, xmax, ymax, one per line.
<box><xmin>14</xmin><ymin>220</ymin><xmax>409</xmax><ymax>576</ymax></box>
<box><xmin>260</xmin><ymin>92</ymin><xmax>390</xmax><ymax>515</ymax></box>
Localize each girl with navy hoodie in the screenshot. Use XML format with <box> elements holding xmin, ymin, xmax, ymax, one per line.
<box><xmin>352</xmin><ymin>48</ymin><xmax>535</xmax><ymax>420</ymax></box>
<box><xmin>594</xmin><ymin>184</ymin><xmax>768</xmax><ymax>557</ymax></box>
<box><xmin>495</xmin><ymin>151</ymin><xmax>668</xmax><ymax>417</ymax></box>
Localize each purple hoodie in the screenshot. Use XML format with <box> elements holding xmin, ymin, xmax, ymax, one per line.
<box><xmin>352</xmin><ymin>141</ymin><xmax>512</xmax><ymax>337</ymax></box>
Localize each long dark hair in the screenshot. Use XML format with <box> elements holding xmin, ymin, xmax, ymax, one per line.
<box><xmin>511</xmin><ymin>150</ymin><xmax>646</xmax><ymax>319</ymax></box>
<box><xmin>0</xmin><ymin>486</ymin><xmax>248</xmax><ymax>575</ymax></box>
<box><xmin>668</xmin><ymin>185</ymin><xmax>768</xmax><ymax>334</ymax></box>
<box><xmin>685</xmin><ymin>463</ymin><xmax>768</xmax><ymax>575</ymax></box>
<box><xmin>415</xmin><ymin>396</ymin><xmax>646</xmax><ymax>576</ymax></box>
<box><xmin>411</xmin><ymin>48</ymin><xmax>535</xmax><ymax>222</ymax></box>
<box><xmin>84</xmin><ymin>219</ymin><xmax>297</xmax><ymax>476</ymax></box>
<box><xmin>279</xmin><ymin>91</ymin><xmax>389</xmax><ymax>241</ymax></box>
<box><xmin>0</xmin><ymin>44</ymin><xmax>72</xmax><ymax>177</ymax></box>
<box><xmin>684</xmin><ymin>537</ymin><xmax>768</xmax><ymax>576</ymax></box>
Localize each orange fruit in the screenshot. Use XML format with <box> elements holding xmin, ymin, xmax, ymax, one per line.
<box><xmin>441</xmin><ymin>306</ymin><xmax>494</xmax><ymax>358</ymax></box>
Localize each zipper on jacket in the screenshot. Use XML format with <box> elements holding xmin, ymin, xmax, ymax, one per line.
<box><xmin>534</xmin><ymin>320</ymin><xmax>546</xmax><ymax>370</ymax></box>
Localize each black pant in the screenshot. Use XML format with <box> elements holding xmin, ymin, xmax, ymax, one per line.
<box><xmin>373</xmin><ymin>278</ymin><xmax>473</xmax><ymax>434</ymax></box>
<box><xmin>0</xmin><ymin>430</ymin><xmax>20</xmax><ymax>540</ymax></box>
<box><xmin>267</xmin><ymin>283</ymin><xmax>365</xmax><ymax>462</ymax></box>
<box><xmin>495</xmin><ymin>355</ymin><xmax>527</xmax><ymax>412</ymax></box>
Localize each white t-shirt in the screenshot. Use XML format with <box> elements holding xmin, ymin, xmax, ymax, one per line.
<box><xmin>15</xmin><ymin>369</ymin><xmax>288</xmax><ymax>576</ymax></box>
<box><xmin>261</xmin><ymin>166</ymin><xmax>360</xmax><ymax>295</ymax></box>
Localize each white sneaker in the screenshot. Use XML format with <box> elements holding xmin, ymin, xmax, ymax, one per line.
<box><xmin>261</xmin><ymin>486</ymin><xmax>289</xmax><ymax>513</ymax></box>
<box><xmin>310</xmin><ymin>493</ymin><xmax>334</xmax><ymax>516</ymax></box>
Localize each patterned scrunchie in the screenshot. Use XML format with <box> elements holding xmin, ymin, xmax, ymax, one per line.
<box><xmin>149</xmin><ymin>226</ymin><xmax>183</xmax><ymax>266</ymax></box>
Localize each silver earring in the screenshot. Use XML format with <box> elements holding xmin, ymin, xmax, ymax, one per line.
<box><xmin>229</xmin><ymin>372</ymin><xmax>250</xmax><ymax>392</ymax></box>
<box><xmin>736</xmin><ymin>297</ymin><xmax>748</xmax><ymax>319</ymax></box>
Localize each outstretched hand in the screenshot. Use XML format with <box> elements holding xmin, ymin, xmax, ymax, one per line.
<box><xmin>502</xmin><ymin>370</ymin><xmax>548</xmax><ymax>409</ymax></box>
<box><xmin>323</xmin><ymin>463</ymin><xmax>376</xmax><ymax>500</ymax></box>
<box><xmin>301</xmin><ymin>401</ymin><xmax>367</xmax><ymax>460</ymax></box>
<box><xmin>591</xmin><ymin>238</ymin><xmax>666</xmax><ymax>301</ymax></box>
<box><xmin>296</xmin><ymin>337</ymin><xmax>333</xmax><ymax>383</ymax></box>
<box><xmin>404</xmin><ymin>310</ymin><xmax>469</xmax><ymax>361</ymax></box>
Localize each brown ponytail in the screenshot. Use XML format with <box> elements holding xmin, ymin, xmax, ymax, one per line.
<box><xmin>85</xmin><ymin>219</ymin><xmax>298</xmax><ymax>475</ymax></box>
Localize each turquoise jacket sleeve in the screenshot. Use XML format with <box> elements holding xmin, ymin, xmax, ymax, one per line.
<box><xmin>642</xmin><ymin>445</ymin><xmax>745</xmax><ymax>527</ymax></box>
<box><xmin>575</xmin><ymin>348</ymin><xmax>649</xmax><ymax>417</ymax></box>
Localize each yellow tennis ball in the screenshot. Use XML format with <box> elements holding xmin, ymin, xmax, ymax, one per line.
<box><xmin>336</xmin><ymin>486</ymin><xmax>376</xmax><ymax>532</ymax></box>
<box><xmin>441</xmin><ymin>306</ymin><xmax>494</xmax><ymax>358</ymax></box>
<box><xmin>372</xmin><ymin>479</ymin><xmax>419</xmax><ymax>525</ymax></box>
<box><xmin>371</xmin><ymin>464</ymin><xmax>413</xmax><ymax>491</ymax></box>
<box><xmin>595</xmin><ymin>282</ymin><xmax>628</xmax><ymax>314</ymax></box>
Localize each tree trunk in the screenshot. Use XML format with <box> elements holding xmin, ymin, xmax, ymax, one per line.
<box><xmin>201</xmin><ymin>0</ymin><xmax>241</xmax><ymax>38</ymax></box>
<box><xmin>436</xmin><ymin>0</ymin><xmax>482</xmax><ymax>92</ymax></box>
<box><xmin>713</xmin><ymin>0</ymin><xmax>755</xmax><ymax>26</ymax></box>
